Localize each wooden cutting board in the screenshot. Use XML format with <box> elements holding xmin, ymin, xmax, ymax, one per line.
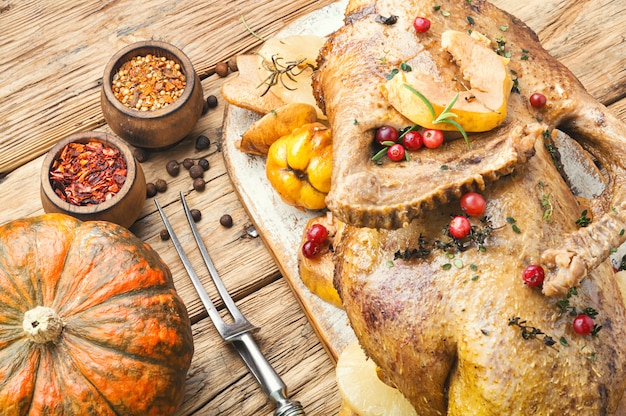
<box><xmin>222</xmin><ymin>0</ymin><xmax>626</xmax><ymax>363</ymax></box>
<box><xmin>222</xmin><ymin>1</ymin><xmax>355</xmax><ymax>363</ymax></box>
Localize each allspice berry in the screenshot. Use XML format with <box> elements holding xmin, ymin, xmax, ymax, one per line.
<box><xmin>155</xmin><ymin>179</ymin><xmax>168</xmax><ymax>193</ymax></box>
<box><xmin>166</xmin><ymin>160</ymin><xmax>180</xmax><ymax>176</ymax></box>
<box><xmin>195</xmin><ymin>135</ymin><xmax>210</xmax><ymax>150</ymax></box>
<box><xmin>159</xmin><ymin>229</ymin><xmax>170</xmax><ymax>241</ymax></box>
<box><xmin>198</xmin><ymin>158</ymin><xmax>210</xmax><ymax>171</ymax></box>
<box><xmin>189</xmin><ymin>165</ymin><xmax>204</xmax><ymax>179</ymax></box>
<box><xmin>215</xmin><ymin>62</ymin><xmax>229</xmax><ymax>77</ymax></box>
<box><xmin>206</xmin><ymin>95</ymin><xmax>218</xmax><ymax>109</ymax></box>
<box><xmin>193</xmin><ymin>177</ymin><xmax>206</xmax><ymax>192</ymax></box>
<box><xmin>133</xmin><ymin>147</ymin><xmax>149</xmax><ymax>162</ymax></box>
<box><xmin>227</xmin><ymin>56</ymin><xmax>238</xmax><ymax>72</ymax></box>
<box><xmin>146</xmin><ymin>182</ymin><xmax>157</xmax><ymax>198</ymax></box>
<box><xmin>220</xmin><ymin>214</ymin><xmax>233</xmax><ymax>228</ymax></box>
<box><xmin>183</xmin><ymin>158</ymin><xmax>195</xmax><ymax>170</ymax></box>
<box><xmin>190</xmin><ymin>209</ymin><xmax>202</xmax><ymax>222</ymax></box>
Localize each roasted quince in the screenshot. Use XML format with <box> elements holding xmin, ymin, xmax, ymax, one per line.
<box><xmin>297</xmin><ymin>213</ymin><xmax>343</xmax><ymax>308</ymax></box>
<box><xmin>382</xmin><ymin>30</ymin><xmax>513</xmax><ymax>132</ymax></box>
<box><xmin>266</xmin><ymin>122</ymin><xmax>332</xmax><ymax>210</ymax></box>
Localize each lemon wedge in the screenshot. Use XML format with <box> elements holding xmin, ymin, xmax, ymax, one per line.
<box><xmin>336</xmin><ymin>341</ymin><xmax>417</xmax><ymax>416</ymax></box>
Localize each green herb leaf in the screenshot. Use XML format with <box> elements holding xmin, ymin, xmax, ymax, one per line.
<box><xmin>402</xmin><ymin>83</ymin><xmax>436</xmax><ymax>119</ymax></box>
<box><xmin>576</xmin><ymin>210</ymin><xmax>591</xmax><ymax>227</ymax></box>
<box><xmin>371</xmin><ymin>147</ymin><xmax>388</xmax><ymax>162</ymax></box>
<box><xmin>439</xmin><ymin>119</ymin><xmax>470</xmax><ymax>149</ymax></box>
<box><xmin>400</xmin><ymin>62</ymin><xmax>412</xmax><ymax>72</ymax></box>
<box><xmin>401</xmin><ymin>85</ymin><xmax>470</xmax><ymax>149</ymax></box>
<box><xmin>386</xmin><ymin>68</ymin><xmax>399</xmax><ymax>80</ymax></box>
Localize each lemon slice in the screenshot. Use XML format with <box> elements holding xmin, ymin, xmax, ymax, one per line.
<box><xmin>336</xmin><ymin>341</ymin><xmax>417</xmax><ymax>416</ymax></box>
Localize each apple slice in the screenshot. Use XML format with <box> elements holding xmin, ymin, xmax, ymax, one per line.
<box><xmin>382</xmin><ymin>30</ymin><xmax>513</xmax><ymax>133</ymax></box>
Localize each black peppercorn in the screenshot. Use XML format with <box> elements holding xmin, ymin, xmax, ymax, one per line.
<box><xmin>206</xmin><ymin>95</ymin><xmax>218</xmax><ymax>109</ymax></box>
<box><xmin>155</xmin><ymin>179</ymin><xmax>168</xmax><ymax>193</ymax></box>
<box><xmin>220</xmin><ymin>214</ymin><xmax>233</xmax><ymax>228</ymax></box>
<box><xmin>182</xmin><ymin>158</ymin><xmax>194</xmax><ymax>170</ymax></box>
<box><xmin>146</xmin><ymin>182</ymin><xmax>157</xmax><ymax>198</ymax></box>
<box><xmin>166</xmin><ymin>160</ymin><xmax>180</xmax><ymax>176</ymax></box>
<box><xmin>198</xmin><ymin>158</ymin><xmax>210</xmax><ymax>171</ymax></box>
<box><xmin>159</xmin><ymin>229</ymin><xmax>170</xmax><ymax>240</ymax></box>
<box><xmin>189</xmin><ymin>165</ymin><xmax>204</xmax><ymax>179</ymax></box>
<box><xmin>202</xmin><ymin>99</ymin><xmax>209</xmax><ymax>115</ymax></box>
<box><xmin>193</xmin><ymin>177</ymin><xmax>206</xmax><ymax>191</ymax></box>
<box><xmin>190</xmin><ymin>209</ymin><xmax>202</xmax><ymax>222</ymax></box>
<box><xmin>133</xmin><ymin>147</ymin><xmax>149</xmax><ymax>162</ymax></box>
<box><xmin>195</xmin><ymin>135</ymin><xmax>210</xmax><ymax>150</ymax></box>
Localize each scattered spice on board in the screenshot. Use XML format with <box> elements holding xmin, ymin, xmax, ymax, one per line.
<box><xmin>112</xmin><ymin>54</ymin><xmax>186</xmax><ymax>111</ymax></box>
<box><xmin>49</xmin><ymin>140</ymin><xmax>127</xmax><ymax>206</ymax></box>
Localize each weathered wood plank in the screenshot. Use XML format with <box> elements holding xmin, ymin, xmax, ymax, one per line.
<box><xmin>0</xmin><ymin>0</ymin><xmax>337</xmax><ymax>174</ymax></box>
<box><xmin>176</xmin><ymin>279</ymin><xmax>340</xmax><ymax>416</ymax></box>
<box><xmin>0</xmin><ymin>1</ymin><xmax>625</xmax><ymax>415</ymax></box>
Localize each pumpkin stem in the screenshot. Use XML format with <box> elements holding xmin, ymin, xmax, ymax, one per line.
<box><xmin>23</xmin><ymin>306</ymin><xmax>64</xmax><ymax>344</ymax></box>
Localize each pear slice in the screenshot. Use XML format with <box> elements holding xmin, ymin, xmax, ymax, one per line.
<box><xmin>256</xmin><ymin>35</ymin><xmax>327</xmax><ymax>118</ymax></box>
<box><xmin>336</xmin><ymin>341</ymin><xmax>417</xmax><ymax>416</ymax></box>
<box><xmin>382</xmin><ymin>30</ymin><xmax>513</xmax><ymax>132</ymax></box>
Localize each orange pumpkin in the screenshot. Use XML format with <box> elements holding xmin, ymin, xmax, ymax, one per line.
<box><xmin>0</xmin><ymin>213</ymin><xmax>193</xmax><ymax>415</ymax></box>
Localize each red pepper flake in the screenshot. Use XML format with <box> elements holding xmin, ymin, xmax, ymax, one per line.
<box><xmin>112</xmin><ymin>54</ymin><xmax>186</xmax><ymax>111</ymax></box>
<box><xmin>49</xmin><ymin>140</ymin><xmax>127</xmax><ymax>206</ymax></box>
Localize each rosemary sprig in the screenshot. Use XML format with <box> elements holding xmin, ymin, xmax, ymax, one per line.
<box><xmin>257</xmin><ymin>55</ymin><xmax>312</xmax><ymax>97</ymax></box>
<box><xmin>402</xmin><ymin>83</ymin><xmax>470</xmax><ymax>148</ymax></box>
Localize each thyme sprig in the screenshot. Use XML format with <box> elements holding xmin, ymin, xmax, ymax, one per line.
<box><xmin>258</xmin><ymin>55</ymin><xmax>312</xmax><ymax>97</ymax></box>
<box><xmin>402</xmin><ymin>83</ymin><xmax>470</xmax><ymax>149</ymax></box>
<box><xmin>508</xmin><ymin>316</ymin><xmax>557</xmax><ymax>347</ymax></box>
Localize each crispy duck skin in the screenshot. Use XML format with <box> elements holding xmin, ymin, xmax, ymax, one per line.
<box><xmin>313</xmin><ymin>0</ymin><xmax>626</xmax><ymax>414</ymax></box>
<box><xmin>334</xmin><ymin>139</ymin><xmax>626</xmax><ymax>414</ymax></box>
<box><xmin>313</xmin><ymin>0</ymin><xmax>626</xmax><ymax>297</ymax></box>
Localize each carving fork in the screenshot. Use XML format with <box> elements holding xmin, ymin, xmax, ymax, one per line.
<box><xmin>155</xmin><ymin>193</ymin><xmax>305</xmax><ymax>416</ymax></box>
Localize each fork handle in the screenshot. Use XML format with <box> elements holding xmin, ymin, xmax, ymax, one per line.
<box><xmin>233</xmin><ymin>333</ymin><xmax>305</xmax><ymax>415</ymax></box>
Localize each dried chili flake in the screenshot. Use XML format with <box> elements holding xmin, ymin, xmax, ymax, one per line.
<box><xmin>112</xmin><ymin>54</ymin><xmax>186</xmax><ymax>111</ymax></box>
<box><xmin>49</xmin><ymin>140</ymin><xmax>127</xmax><ymax>206</ymax></box>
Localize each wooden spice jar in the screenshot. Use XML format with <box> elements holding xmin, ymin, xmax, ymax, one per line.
<box><xmin>40</xmin><ymin>131</ymin><xmax>147</xmax><ymax>229</ymax></box>
<box><xmin>100</xmin><ymin>40</ymin><xmax>204</xmax><ymax>149</ymax></box>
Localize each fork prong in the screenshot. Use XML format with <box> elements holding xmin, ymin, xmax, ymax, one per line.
<box><xmin>179</xmin><ymin>192</ymin><xmax>256</xmax><ymax>331</ymax></box>
<box><xmin>157</xmin><ymin>196</ymin><xmax>304</xmax><ymax>415</ymax></box>
<box><xmin>154</xmin><ymin>198</ymin><xmax>228</xmax><ymax>335</ymax></box>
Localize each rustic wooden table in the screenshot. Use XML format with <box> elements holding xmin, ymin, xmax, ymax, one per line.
<box><xmin>0</xmin><ymin>0</ymin><xmax>624</xmax><ymax>415</ymax></box>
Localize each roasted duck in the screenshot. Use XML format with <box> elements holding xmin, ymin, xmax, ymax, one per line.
<box><xmin>312</xmin><ymin>0</ymin><xmax>626</xmax><ymax>414</ymax></box>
